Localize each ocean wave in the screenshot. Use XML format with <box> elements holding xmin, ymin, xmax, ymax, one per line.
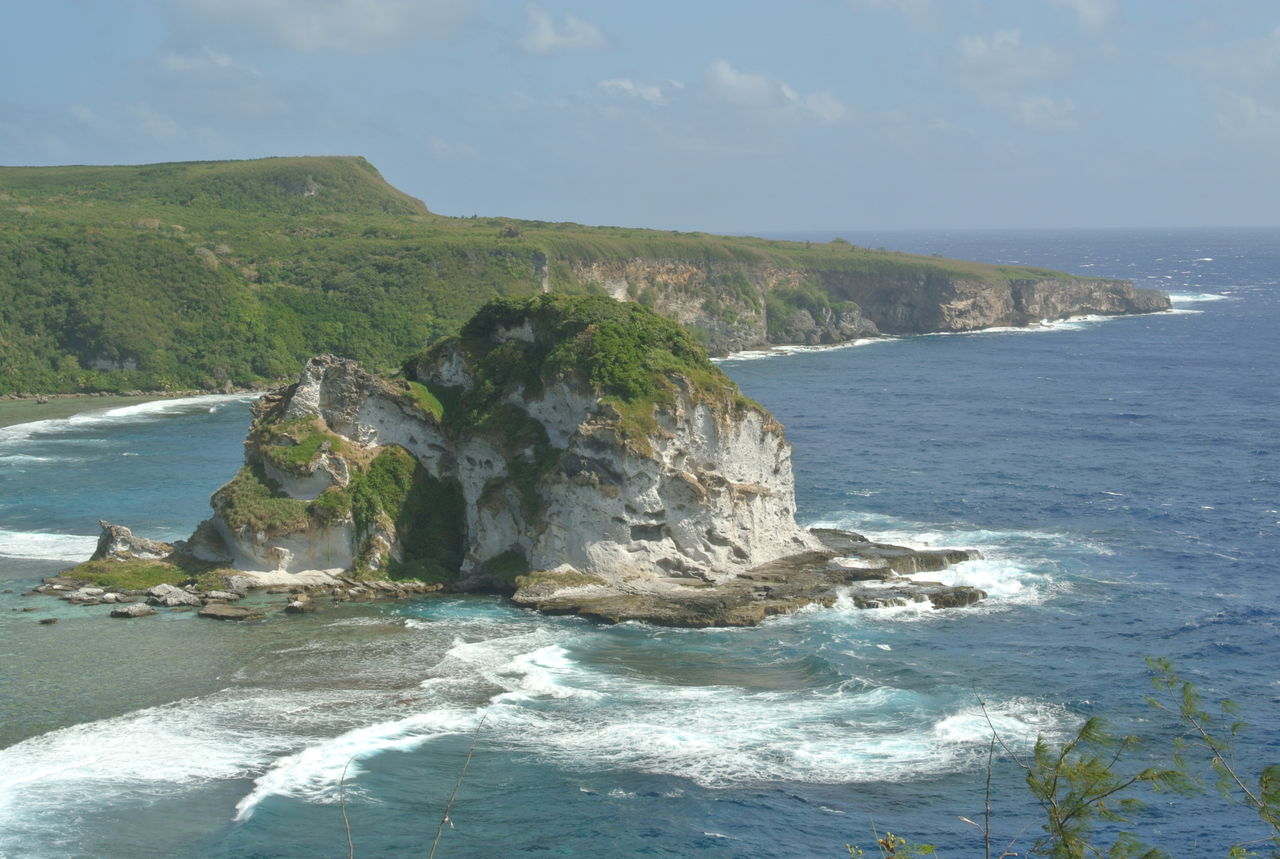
<box><xmin>0</xmin><ymin>393</ymin><xmax>259</xmax><ymax>446</ymax></box>
<box><xmin>714</xmin><ymin>338</ymin><xmax>890</xmax><ymax>363</ymax></box>
<box><xmin>0</xmin><ymin>453</ymin><xmax>61</xmax><ymax>464</ymax></box>
<box><xmin>918</xmin><ymin>315</ymin><xmax>1122</xmax><ymax>338</ymax></box>
<box><xmin>1168</xmin><ymin>292</ymin><xmax>1231</xmax><ymax>304</ymax></box>
<box><xmin>0</xmin><ymin>528</ymin><xmax>97</xmax><ymax>561</ymax></box>
<box><xmin>806</xmin><ymin>510</ymin><xmax>1114</xmax><ymax>558</ymax></box>
<box><xmin>229</xmin><ymin>624</ymin><xmax>1076</xmax><ymax>816</ymax></box>
<box><xmin>0</xmin><ymin>686</ymin><xmax>379</xmax><ymax>849</ymax></box>
<box><xmin>1</xmin><ymin>609</ymin><xmax>1078</xmax><ymax>848</ymax></box>
<box><xmin>233</xmin><ymin>706</ymin><xmax>479</xmax><ymax>820</ymax></box>
<box><xmin>821</xmin><ymin>558</ymin><xmax>1055</xmax><ymax>619</ymax></box>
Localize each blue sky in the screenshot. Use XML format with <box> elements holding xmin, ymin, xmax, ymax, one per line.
<box><xmin>4</xmin><ymin>1</ymin><xmax>1279</xmax><ymax>232</ymax></box>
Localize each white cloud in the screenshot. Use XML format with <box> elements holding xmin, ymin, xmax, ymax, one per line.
<box><xmin>160</xmin><ymin>47</ymin><xmax>259</xmax><ymax>76</ymax></box>
<box><xmin>798</xmin><ymin>90</ymin><xmax>852</xmax><ymax>124</ymax></box>
<box><xmin>848</xmin><ymin>0</ymin><xmax>934</xmax><ymax>24</ymax></box>
<box><xmin>707</xmin><ymin>59</ymin><xmax>850</xmax><ymax>123</ymax></box>
<box><xmin>1050</xmin><ymin>0</ymin><xmax>1117</xmax><ymax>34</ymax></box>
<box><xmin>1216</xmin><ymin>92</ymin><xmax>1280</xmax><ymax>141</ymax></box>
<box><xmin>598</xmin><ymin>78</ymin><xmax>669</xmax><ymax>106</ymax></box>
<box><xmin>1013</xmin><ymin>95</ymin><xmax>1078</xmax><ymax>129</ymax></box>
<box><xmin>127</xmin><ymin>103</ymin><xmax>186</xmax><ymax>142</ymax></box>
<box><xmin>1195</xmin><ymin>26</ymin><xmax>1280</xmax><ymax>81</ymax></box>
<box><xmin>152</xmin><ymin>46</ymin><xmax>290</xmax><ymax>120</ymax></box>
<box><xmin>426</xmin><ymin>136</ymin><xmax>478</xmax><ymax>158</ymax></box>
<box><xmin>955</xmin><ymin>29</ymin><xmax>1064</xmax><ymax>88</ymax></box>
<box><xmin>68</xmin><ymin>104</ymin><xmax>98</xmax><ymax>125</ymax></box>
<box><xmin>520</xmin><ymin>5</ymin><xmax>606</xmax><ymax>55</ymax></box>
<box><xmin>708</xmin><ymin>59</ymin><xmax>780</xmax><ymax>107</ymax></box>
<box><xmin>174</xmin><ymin>0</ymin><xmax>472</xmax><ymax>53</ymax></box>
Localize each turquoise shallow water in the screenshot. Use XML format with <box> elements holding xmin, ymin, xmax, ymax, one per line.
<box><xmin>0</xmin><ymin>229</ymin><xmax>1277</xmax><ymax>856</ymax></box>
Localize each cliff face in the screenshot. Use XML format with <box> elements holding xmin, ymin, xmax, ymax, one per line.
<box><xmin>812</xmin><ymin>271</ymin><xmax>1171</xmax><ymax>335</ymax></box>
<box><xmin>189</xmin><ymin>296</ymin><xmax>820</xmax><ymax>591</ymax></box>
<box><xmin>564</xmin><ymin>259</ymin><xmax>1170</xmax><ymax>352</ymax></box>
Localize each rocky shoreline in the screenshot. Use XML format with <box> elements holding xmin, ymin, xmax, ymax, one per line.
<box><xmin>26</xmin><ymin>568</ymin><xmax>443</xmax><ymax>622</ymax></box>
<box><xmin>28</xmin><ymin>524</ymin><xmax>984</xmax><ymax>628</ymax></box>
<box><xmin>508</xmin><ymin>528</ymin><xmax>986</xmax><ymax>627</ymax></box>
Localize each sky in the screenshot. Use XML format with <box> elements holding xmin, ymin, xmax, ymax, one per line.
<box><xmin>4</xmin><ymin>0</ymin><xmax>1279</xmax><ymax>233</ymax></box>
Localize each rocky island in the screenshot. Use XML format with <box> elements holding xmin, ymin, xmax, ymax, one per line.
<box><xmin>50</xmin><ymin>294</ymin><xmax>987</xmax><ymax>626</ymax></box>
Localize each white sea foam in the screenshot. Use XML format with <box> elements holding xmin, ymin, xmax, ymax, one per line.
<box><xmin>1168</xmin><ymin>292</ymin><xmax>1230</xmax><ymax>303</ymax></box>
<box><xmin>932</xmin><ymin>698</ymin><xmax>1073</xmax><ymax>746</ymax></box>
<box><xmin>919</xmin><ymin>315</ymin><xmax>1119</xmax><ymax>338</ymax></box>
<box><xmin>0</xmin><ymin>528</ymin><xmax>98</xmax><ymax>561</ymax></box>
<box><xmin>0</xmin><ymin>393</ymin><xmax>259</xmax><ymax>446</ymax></box>
<box><xmin>233</xmin><ymin>706</ymin><xmax>479</xmax><ymax>819</ymax></box>
<box><xmin>801</xmin><ymin>512</ymin><xmax>1103</xmax><ymax>615</ymax></box>
<box><xmin>231</xmin><ymin>623</ymin><xmax>1077</xmax><ymax>814</ymax></box>
<box><xmin>808</xmin><ymin>510</ymin><xmax>1113</xmax><ymax>558</ymax></box>
<box><xmin>0</xmin><ymin>687</ymin><xmax>378</xmax><ymax>847</ymax></box>
<box><xmin>1</xmin><ymin>608</ymin><xmax>1078</xmax><ymax>846</ymax></box>
<box><xmin>0</xmin><ymin>453</ymin><xmax>58</xmax><ymax>464</ymax></box>
<box><xmin>714</xmin><ymin>338</ymin><xmax>890</xmax><ymax>363</ymax></box>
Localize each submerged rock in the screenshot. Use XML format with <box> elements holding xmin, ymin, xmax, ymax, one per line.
<box><xmin>198</xmin><ymin>604</ymin><xmax>264</xmax><ymax>621</ymax></box>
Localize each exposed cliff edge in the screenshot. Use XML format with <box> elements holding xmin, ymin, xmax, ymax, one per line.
<box><xmin>142</xmin><ymin>294</ymin><xmax>987</xmax><ymax>626</ymax></box>
<box><xmin>2</xmin><ymin>156</ymin><xmax>1170</xmax><ymax>395</ymax></box>
<box><xmin>565</xmin><ymin>257</ymin><xmax>1170</xmax><ymax>354</ymax></box>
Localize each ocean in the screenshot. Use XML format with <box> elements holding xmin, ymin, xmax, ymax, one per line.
<box><xmin>0</xmin><ymin>228</ymin><xmax>1275</xmax><ymax>856</ymax></box>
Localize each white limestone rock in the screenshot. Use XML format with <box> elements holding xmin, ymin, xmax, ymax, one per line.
<box><xmin>191</xmin><ymin>296</ymin><xmax>821</xmax><ymax>594</ymax></box>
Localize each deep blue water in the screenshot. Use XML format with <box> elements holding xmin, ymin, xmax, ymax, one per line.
<box><xmin>0</xmin><ymin>229</ymin><xmax>1276</xmax><ymax>856</ymax></box>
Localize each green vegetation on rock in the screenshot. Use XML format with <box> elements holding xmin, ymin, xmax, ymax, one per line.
<box><xmin>403</xmin><ymin>380</ymin><xmax>444</xmax><ymax>421</ymax></box>
<box><xmin>484</xmin><ymin>548</ymin><xmax>530</xmax><ymax>582</ymax></box>
<box><xmin>0</xmin><ymin>156</ymin><xmax>1100</xmax><ymax>396</ymax></box>
<box><xmin>213</xmin><ymin>463</ymin><xmax>313</xmax><ymax>536</ymax></box>
<box><xmin>349</xmin><ymin>446</ymin><xmax>466</xmax><ymax>581</ymax></box>
<box><xmin>417</xmin><ymin>293</ymin><xmax>752</xmax><ymax>448</ymax></box>
<box><xmin>59</xmin><ymin>556</ymin><xmax>229</xmax><ymax>590</ymax></box>
<box><xmin>764</xmin><ymin>279</ymin><xmax>861</xmax><ymax>339</ymax></box>
<box><xmin>254</xmin><ymin>416</ymin><xmax>348</xmax><ymax>472</ymax></box>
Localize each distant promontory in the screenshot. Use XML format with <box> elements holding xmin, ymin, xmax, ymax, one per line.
<box><xmin>0</xmin><ymin>156</ymin><xmax>1169</xmax><ymax>396</ymax></box>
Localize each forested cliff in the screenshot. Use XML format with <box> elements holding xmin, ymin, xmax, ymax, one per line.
<box><xmin>0</xmin><ymin>156</ymin><xmax>1168</xmax><ymax>395</ymax></box>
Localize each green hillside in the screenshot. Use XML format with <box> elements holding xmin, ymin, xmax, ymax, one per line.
<box><xmin>0</xmin><ymin>156</ymin><xmax>1075</xmax><ymax>396</ymax></box>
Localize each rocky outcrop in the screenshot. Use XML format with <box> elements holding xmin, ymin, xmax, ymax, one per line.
<box><xmin>110</xmin><ymin>603</ymin><xmax>157</xmax><ymax>618</ymax></box>
<box><xmin>814</xmin><ymin>271</ymin><xmax>1171</xmax><ymax>335</ymax></box>
<box><xmin>774</xmin><ymin>305</ymin><xmax>877</xmax><ymax>346</ymax></box>
<box><xmin>510</xmin><ymin>528</ymin><xmax>986</xmax><ymax>626</ymax></box>
<box><xmin>563</xmin><ymin>257</ymin><xmax>1168</xmax><ymax>353</ymax></box>
<box><xmin>567</xmin><ymin>259</ymin><xmax>792</xmax><ymax>353</ymax></box>
<box><xmin>167</xmin><ymin>294</ymin><xmax>987</xmax><ymax>626</ymax></box>
<box><xmin>194</xmin><ymin>296</ymin><xmax>822</xmax><ymax>592</ymax></box>
<box><xmin>91</xmin><ymin>522</ymin><xmax>173</xmax><ymax>562</ymax></box>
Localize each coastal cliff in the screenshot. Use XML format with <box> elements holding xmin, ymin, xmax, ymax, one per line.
<box><xmin>811</xmin><ymin>270</ymin><xmax>1171</xmax><ymax>335</ymax></box>
<box><xmin>189</xmin><ymin>296</ymin><xmax>820</xmax><ymax>586</ymax></box>
<box><xmin>0</xmin><ymin>157</ymin><xmax>1170</xmax><ymax>396</ymax></box>
<box><xmin>156</xmin><ymin>294</ymin><xmax>984</xmax><ymax>626</ymax></box>
<box><xmin>563</xmin><ymin>257</ymin><xmax>1169</xmax><ymax>353</ymax></box>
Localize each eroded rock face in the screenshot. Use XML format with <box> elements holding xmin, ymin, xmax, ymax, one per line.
<box><xmin>817</xmin><ymin>272</ymin><xmax>1172</xmax><ymax>334</ymax></box>
<box><xmin>196</xmin><ymin>296</ymin><xmax>821</xmax><ymax>590</ymax></box>
<box><xmin>91</xmin><ymin>521</ymin><xmax>173</xmax><ymax>562</ymax></box>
